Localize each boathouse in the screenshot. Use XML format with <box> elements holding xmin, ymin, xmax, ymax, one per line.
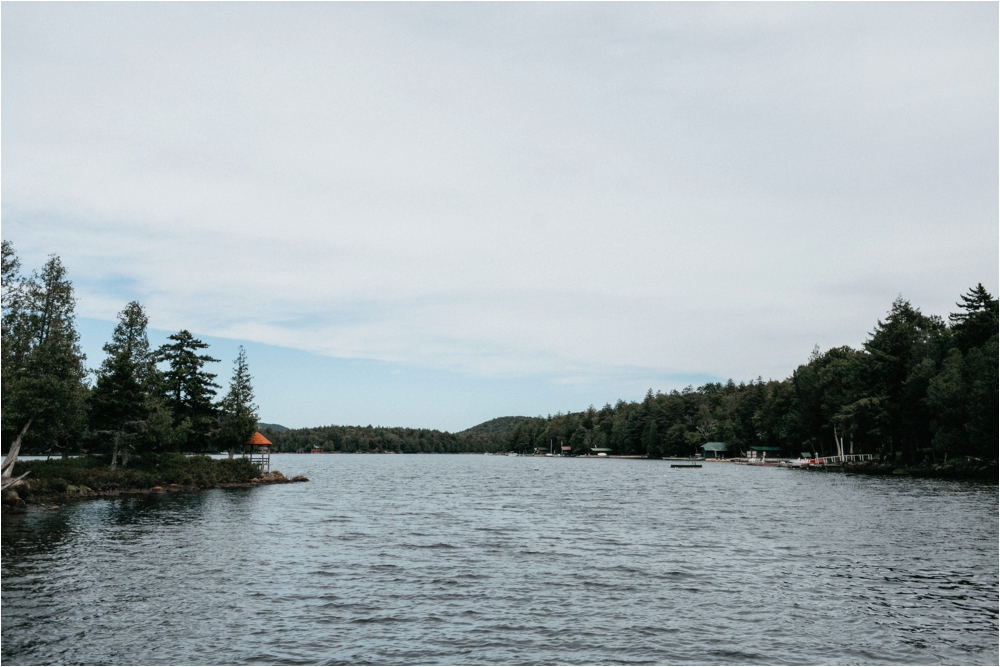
<box><xmin>701</xmin><ymin>442</ymin><xmax>730</xmax><ymax>459</ymax></box>
<box><xmin>245</xmin><ymin>431</ymin><xmax>272</xmax><ymax>472</ymax></box>
<box><xmin>747</xmin><ymin>445</ymin><xmax>785</xmax><ymax>460</ymax></box>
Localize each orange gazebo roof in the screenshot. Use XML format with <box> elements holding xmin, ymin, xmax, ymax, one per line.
<box><xmin>246</xmin><ymin>432</ymin><xmax>273</xmax><ymax>446</ymax></box>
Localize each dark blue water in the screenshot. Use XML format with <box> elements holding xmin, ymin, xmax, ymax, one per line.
<box><xmin>2</xmin><ymin>455</ymin><xmax>997</xmax><ymax>665</ymax></box>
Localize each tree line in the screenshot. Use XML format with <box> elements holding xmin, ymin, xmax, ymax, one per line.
<box><xmin>3</xmin><ymin>241</ymin><xmax>996</xmax><ymax>467</ymax></box>
<box><xmin>2</xmin><ymin>242</ymin><xmax>259</xmax><ymax>466</ymax></box>
<box><xmin>507</xmin><ymin>287</ymin><xmax>997</xmax><ymax>464</ymax></box>
<box><xmin>260</xmin><ymin>423</ymin><xmax>506</xmax><ymax>454</ymax></box>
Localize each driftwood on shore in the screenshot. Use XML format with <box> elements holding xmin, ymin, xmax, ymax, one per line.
<box><xmin>1</xmin><ymin>421</ymin><xmax>32</xmax><ymax>493</ymax></box>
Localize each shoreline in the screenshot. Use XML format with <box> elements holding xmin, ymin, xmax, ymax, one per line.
<box><xmin>2</xmin><ymin>467</ymin><xmax>308</xmax><ymax>514</ymax></box>
<box><xmin>840</xmin><ymin>459</ymin><xmax>997</xmax><ymax>481</ymax></box>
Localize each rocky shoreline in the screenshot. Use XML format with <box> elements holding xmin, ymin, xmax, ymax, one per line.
<box><xmin>2</xmin><ymin>469</ymin><xmax>308</xmax><ymax>513</ymax></box>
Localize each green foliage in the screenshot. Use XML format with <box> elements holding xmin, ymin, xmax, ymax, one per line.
<box><xmin>949</xmin><ymin>283</ymin><xmax>999</xmax><ymax>353</ymax></box>
<box><xmin>2</xmin><ymin>245</ymin><xmax>89</xmax><ymax>454</ymax></box>
<box><xmin>217</xmin><ymin>346</ymin><xmax>259</xmax><ymax>454</ymax></box>
<box><xmin>11</xmin><ymin>454</ymin><xmax>259</xmax><ymax>496</ymax></box>
<box><xmin>88</xmin><ymin>301</ymin><xmax>164</xmax><ymax>463</ymax></box>
<box><xmin>262</xmin><ymin>423</ymin><xmax>508</xmax><ymax>454</ymax></box>
<box><xmin>3</xmin><ymin>241</ymin><xmax>994</xmax><ymax>473</ymax></box>
<box><xmin>457</xmin><ymin>416</ymin><xmax>529</xmax><ymax>438</ymax></box>
<box><xmin>497</xmin><ymin>286</ymin><xmax>997</xmax><ymax>466</ymax></box>
<box><xmin>156</xmin><ymin>330</ymin><xmax>221</xmax><ymax>452</ymax></box>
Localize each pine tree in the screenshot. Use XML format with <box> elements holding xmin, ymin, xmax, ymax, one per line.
<box><xmin>156</xmin><ymin>330</ymin><xmax>220</xmax><ymax>452</ymax></box>
<box><xmin>643</xmin><ymin>419</ymin><xmax>662</xmax><ymax>459</ymax></box>
<box><xmin>863</xmin><ymin>297</ymin><xmax>947</xmax><ymax>463</ymax></box>
<box><xmin>218</xmin><ymin>345</ymin><xmax>259</xmax><ymax>458</ymax></box>
<box><xmin>89</xmin><ymin>301</ymin><xmax>159</xmax><ymax>467</ymax></box>
<box><xmin>949</xmin><ymin>284</ymin><xmax>999</xmax><ymax>353</ymax></box>
<box><xmin>1</xmin><ymin>250</ymin><xmax>88</xmax><ymax>455</ymax></box>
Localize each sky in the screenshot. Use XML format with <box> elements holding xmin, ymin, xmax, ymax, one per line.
<box><xmin>3</xmin><ymin>3</ymin><xmax>997</xmax><ymax>431</ymax></box>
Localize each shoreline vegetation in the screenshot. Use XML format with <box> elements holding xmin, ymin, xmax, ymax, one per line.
<box><xmin>260</xmin><ymin>286</ymin><xmax>996</xmax><ymax>478</ymax></box>
<box><xmin>2</xmin><ymin>242</ymin><xmax>997</xmax><ymax>504</ymax></box>
<box><xmin>2</xmin><ymin>454</ymin><xmax>307</xmax><ymax>511</ymax></box>
<box><xmin>2</xmin><ymin>449</ymin><xmax>991</xmax><ymax>514</ymax></box>
<box><xmin>841</xmin><ymin>457</ymin><xmax>997</xmax><ymax>481</ymax></box>
<box><xmin>2</xmin><ymin>242</ymin><xmax>268</xmax><ymax>501</ymax></box>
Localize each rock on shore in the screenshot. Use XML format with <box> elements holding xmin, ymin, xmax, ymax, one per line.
<box><xmin>250</xmin><ymin>470</ymin><xmax>309</xmax><ymax>484</ymax></box>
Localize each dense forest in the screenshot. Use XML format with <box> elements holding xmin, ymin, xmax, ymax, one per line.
<box><xmin>264</xmin><ymin>286</ymin><xmax>997</xmax><ymax>466</ymax></box>
<box><xmin>2</xmin><ymin>240</ymin><xmax>997</xmax><ymax>468</ymax></box>
<box><xmin>260</xmin><ymin>423</ymin><xmax>511</xmax><ymax>454</ymax></box>
<box><xmin>506</xmin><ymin>288</ymin><xmax>997</xmax><ymax>464</ymax></box>
<box><xmin>2</xmin><ymin>242</ymin><xmax>259</xmax><ymax>463</ymax></box>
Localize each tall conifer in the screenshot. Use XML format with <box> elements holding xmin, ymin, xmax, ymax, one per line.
<box><xmin>157</xmin><ymin>330</ymin><xmax>220</xmax><ymax>451</ymax></box>
<box><xmin>89</xmin><ymin>301</ymin><xmax>159</xmax><ymax>466</ymax></box>
<box><xmin>218</xmin><ymin>346</ymin><xmax>259</xmax><ymax>458</ymax></box>
<box><xmin>1</xmin><ymin>248</ymin><xmax>88</xmax><ymax>454</ymax></box>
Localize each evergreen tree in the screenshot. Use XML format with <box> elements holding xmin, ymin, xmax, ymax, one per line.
<box><xmin>218</xmin><ymin>345</ymin><xmax>259</xmax><ymax>458</ymax></box>
<box><xmin>643</xmin><ymin>420</ymin><xmax>662</xmax><ymax>459</ymax></box>
<box><xmin>157</xmin><ymin>330</ymin><xmax>220</xmax><ymax>451</ymax></box>
<box><xmin>1</xmin><ymin>250</ymin><xmax>88</xmax><ymax>455</ymax></box>
<box><xmin>949</xmin><ymin>283</ymin><xmax>999</xmax><ymax>353</ymax></box>
<box><xmin>862</xmin><ymin>298</ymin><xmax>946</xmax><ymax>463</ymax></box>
<box><xmin>88</xmin><ymin>301</ymin><xmax>160</xmax><ymax>467</ymax></box>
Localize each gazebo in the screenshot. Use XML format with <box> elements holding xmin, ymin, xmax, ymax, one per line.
<box><xmin>244</xmin><ymin>431</ymin><xmax>272</xmax><ymax>472</ymax></box>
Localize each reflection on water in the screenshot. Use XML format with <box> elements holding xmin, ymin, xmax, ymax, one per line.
<box><xmin>2</xmin><ymin>456</ymin><xmax>998</xmax><ymax>665</ymax></box>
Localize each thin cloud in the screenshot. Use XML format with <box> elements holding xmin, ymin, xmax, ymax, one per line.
<box><xmin>3</xmin><ymin>2</ymin><xmax>997</xmax><ymax>394</ymax></box>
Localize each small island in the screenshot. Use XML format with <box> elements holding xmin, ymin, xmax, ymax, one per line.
<box><xmin>1</xmin><ymin>252</ymin><xmax>308</xmax><ymax>510</ymax></box>
<box><xmin>2</xmin><ymin>448</ymin><xmax>308</xmax><ymax>511</ymax></box>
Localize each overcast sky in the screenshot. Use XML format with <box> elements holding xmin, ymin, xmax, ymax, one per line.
<box><xmin>3</xmin><ymin>3</ymin><xmax>997</xmax><ymax>430</ymax></box>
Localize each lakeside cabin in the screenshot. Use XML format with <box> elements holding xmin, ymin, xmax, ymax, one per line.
<box><xmin>701</xmin><ymin>442</ymin><xmax>730</xmax><ymax>459</ymax></box>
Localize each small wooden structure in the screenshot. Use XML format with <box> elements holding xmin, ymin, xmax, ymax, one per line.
<box><xmin>701</xmin><ymin>442</ymin><xmax>730</xmax><ymax>459</ymax></box>
<box><xmin>244</xmin><ymin>432</ymin><xmax>272</xmax><ymax>472</ymax></box>
<box><xmin>747</xmin><ymin>445</ymin><xmax>785</xmax><ymax>461</ymax></box>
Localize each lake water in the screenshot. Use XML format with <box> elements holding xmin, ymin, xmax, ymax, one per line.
<box><xmin>2</xmin><ymin>455</ymin><xmax>997</xmax><ymax>665</ymax></box>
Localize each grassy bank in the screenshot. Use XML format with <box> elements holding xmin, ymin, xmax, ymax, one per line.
<box><xmin>8</xmin><ymin>454</ymin><xmax>260</xmax><ymax>499</ymax></box>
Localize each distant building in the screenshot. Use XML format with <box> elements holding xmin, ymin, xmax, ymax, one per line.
<box><xmin>748</xmin><ymin>445</ymin><xmax>785</xmax><ymax>460</ymax></box>
<box><xmin>701</xmin><ymin>442</ymin><xmax>730</xmax><ymax>459</ymax></box>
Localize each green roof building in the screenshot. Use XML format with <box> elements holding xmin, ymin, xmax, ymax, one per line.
<box><xmin>701</xmin><ymin>442</ymin><xmax>730</xmax><ymax>459</ymax></box>
<box><xmin>748</xmin><ymin>445</ymin><xmax>786</xmax><ymax>460</ymax></box>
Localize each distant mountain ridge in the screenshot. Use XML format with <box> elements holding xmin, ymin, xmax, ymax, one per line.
<box><xmin>254</xmin><ymin>416</ymin><xmax>525</xmax><ymax>454</ymax></box>
<box><xmin>258</xmin><ymin>422</ymin><xmax>289</xmax><ymax>432</ymax></box>
<box><xmin>457</xmin><ymin>416</ymin><xmax>529</xmax><ymax>438</ymax></box>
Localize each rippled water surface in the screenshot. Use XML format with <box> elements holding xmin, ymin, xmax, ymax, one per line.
<box><xmin>2</xmin><ymin>455</ymin><xmax>997</xmax><ymax>665</ymax></box>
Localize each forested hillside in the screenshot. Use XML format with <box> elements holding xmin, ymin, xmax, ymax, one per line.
<box><xmin>507</xmin><ymin>287</ymin><xmax>998</xmax><ymax>464</ymax></box>
<box><xmin>457</xmin><ymin>416</ymin><xmax>528</xmax><ymax>438</ymax></box>
<box><xmin>260</xmin><ymin>423</ymin><xmax>508</xmax><ymax>453</ymax></box>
